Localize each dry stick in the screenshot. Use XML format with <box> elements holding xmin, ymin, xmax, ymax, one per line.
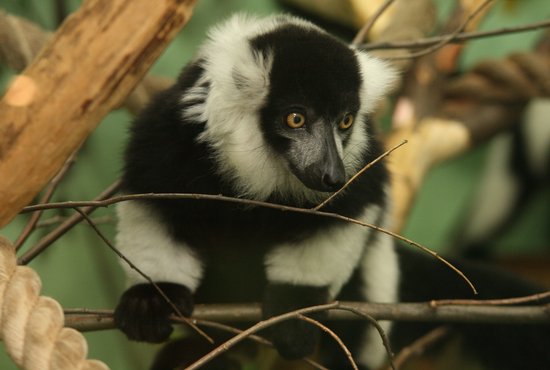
<box><xmin>73</xmin><ymin>208</ymin><xmax>214</xmax><ymax>345</ymax></box>
<box><xmin>189</xmin><ymin>319</ymin><xmax>330</xmax><ymax>370</ymax></box>
<box><xmin>186</xmin><ymin>302</ymin><xmax>339</xmax><ymax>370</ymax></box>
<box><xmin>388</xmin><ymin>0</ymin><xmax>495</xmax><ymax>60</ymax></box>
<box><xmin>362</xmin><ymin>18</ymin><xmax>550</xmax><ymax>51</ymax></box>
<box><xmin>314</xmin><ymin>140</ymin><xmax>408</xmax><ymax>211</ymax></box>
<box><xmin>431</xmin><ymin>290</ymin><xmax>550</xmax><ymax>307</ymax></box>
<box><xmin>298</xmin><ymin>314</ymin><xmax>360</xmax><ymax>370</ymax></box>
<box><xmin>14</xmin><ymin>149</ymin><xmax>78</xmax><ymax>251</ymax></box>
<box><xmin>389</xmin><ymin>326</ymin><xmax>451</xmax><ymax>370</ymax></box>
<box><xmin>351</xmin><ymin>0</ymin><xmax>396</xmax><ymax>46</ymax></box>
<box><xmin>20</xmin><ymin>192</ymin><xmax>477</xmax><ymax>294</ymax></box>
<box><xmin>35</xmin><ymin>215</ymin><xmax>115</xmax><ymax>229</ymax></box>
<box><xmin>18</xmin><ymin>179</ymin><xmax>122</xmax><ymax>265</ymax></box>
<box><xmin>63</xmin><ymin>301</ymin><xmax>550</xmax><ymax>331</ymax></box>
<box><xmin>333</xmin><ymin>304</ymin><xmax>396</xmax><ymax>370</ymax></box>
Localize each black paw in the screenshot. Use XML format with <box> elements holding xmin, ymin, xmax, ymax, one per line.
<box><xmin>268</xmin><ymin>318</ymin><xmax>321</xmax><ymax>360</ymax></box>
<box><xmin>114</xmin><ymin>282</ymin><xmax>194</xmax><ymax>343</ymax></box>
<box><xmin>263</xmin><ymin>284</ymin><xmax>329</xmax><ymax>360</ymax></box>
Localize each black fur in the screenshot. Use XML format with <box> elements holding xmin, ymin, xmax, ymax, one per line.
<box><xmin>114</xmin><ymin>283</ymin><xmax>193</xmax><ymax>343</ymax></box>
<box><xmin>262</xmin><ymin>284</ymin><xmax>330</xmax><ymax>359</ymax></box>
<box><xmin>116</xmin><ymin>16</ymin><xmax>388</xmax><ymax>361</ymax></box>
<box><xmin>114</xmin><ymin>14</ymin><xmax>549</xmax><ymax>370</ymax></box>
<box><xmin>391</xmin><ymin>245</ymin><xmax>550</xmax><ymax>370</ymax></box>
<box><xmin>320</xmin><ymin>245</ymin><xmax>550</xmax><ymax>370</ymax></box>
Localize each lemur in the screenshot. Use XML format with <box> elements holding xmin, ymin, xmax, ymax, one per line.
<box><xmin>114</xmin><ymin>14</ymin><xmax>550</xmax><ymax>370</ymax></box>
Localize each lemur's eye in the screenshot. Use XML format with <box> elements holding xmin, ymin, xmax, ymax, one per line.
<box><xmin>286</xmin><ymin>112</ymin><xmax>306</xmax><ymax>128</ymax></box>
<box><xmin>339</xmin><ymin>113</ymin><xmax>354</xmax><ymax>130</ymax></box>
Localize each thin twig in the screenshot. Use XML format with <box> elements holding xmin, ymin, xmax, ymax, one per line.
<box><xmin>314</xmin><ymin>140</ymin><xmax>407</xmax><ymax>211</ymax></box>
<box><xmin>74</xmin><ymin>208</ymin><xmax>214</xmax><ymax>344</ymax></box>
<box><xmin>186</xmin><ymin>302</ymin><xmax>339</xmax><ymax>370</ymax></box>
<box><xmin>431</xmin><ymin>290</ymin><xmax>550</xmax><ymax>307</ymax></box>
<box><xmin>18</xmin><ymin>179</ymin><xmax>122</xmax><ymax>265</ymax></box>
<box><xmin>14</xmin><ymin>149</ymin><xmax>78</xmax><ymax>251</ymax></box>
<box><xmin>334</xmin><ymin>305</ymin><xmax>397</xmax><ymax>370</ymax></box>
<box><xmin>20</xmin><ymin>191</ymin><xmax>477</xmax><ymax>294</ymax></box>
<box><xmin>191</xmin><ymin>319</ymin><xmax>330</xmax><ymax>370</ymax></box>
<box><xmin>389</xmin><ymin>326</ymin><xmax>451</xmax><ymax>370</ymax></box>
<box><xmin>388</xmin><ymin>0</ymin><xmax>495</xmax><ymax>60</ymax></box>
<box><xmin>298</xmin><ymin>314</ymin><xmax>359</xmax><ymax>370</ymax></box>
<box><xmin>351</xmin><ymin>0</ymin><xmax>396</xmax><ymax>46</ymax></box>
<box><xmin>35</xmin><ymin>215</ymin><xmax>115</xmax><ymax>228</ymax></box>
<box><xmin>362</xmin><ymin>17</ymin><xmax>550</xmax><ymax>52</ymax></box>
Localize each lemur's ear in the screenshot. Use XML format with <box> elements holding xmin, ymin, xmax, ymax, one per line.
<box><xmin>199</xmin><ymin>14</ymin><xmax>273</xmax><ymax>111</ymax></box>
<box><xmin>230</xmin><ymin>47</ymin><xmax>273</xmax><ymax>103</ymax></box>
<box><xmin>355</xmin><ymin>51</ymin><xmax>398</xmax><ymax>113</ymax></box>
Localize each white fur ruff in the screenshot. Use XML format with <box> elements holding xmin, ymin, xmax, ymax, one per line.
<box><xmin>115</xmin><ymin>201</ymin><xmax>204</xmax><ymax>292</ymax></box>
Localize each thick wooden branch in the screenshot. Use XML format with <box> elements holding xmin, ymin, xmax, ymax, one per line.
<box><xmin>0</xmin><ymin>11</ymin><xmax>174</xmax><ymax>115</ymax></box>
<box><xmin>0</xmin><ymin>0</ymin><xmax>196</xmax><ymax>228</ymax></box>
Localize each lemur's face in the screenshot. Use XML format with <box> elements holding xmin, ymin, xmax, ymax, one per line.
<box><xmin>192</xmin><ymin>15</ymin><xmax>395</xmax><ymax>200</ymax></box>
<box><xmin>254</xmin><ymin>26</ymin><xmax>364</xmax><ymax>192</ymax></box>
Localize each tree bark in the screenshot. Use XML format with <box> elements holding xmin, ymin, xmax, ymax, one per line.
<box><xmin>0</xmin><ymin>0</ymin><xmax>196</xmax><ymax>227</ymax></box>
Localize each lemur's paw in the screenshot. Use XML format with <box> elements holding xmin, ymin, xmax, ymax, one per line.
<box><xmin>263</xmin><ymin>284</ymin><xmax>329</xmax><ymax>360</ymax></box>
<box><xmin>269</xmin><ymin>319</ymin><xmax>321</xmax><ymax>360</ymax></box>
<box><xmin>114</xmin><ymin>282</ymin><xmax>193</xmax><ymax>343</ymax></box>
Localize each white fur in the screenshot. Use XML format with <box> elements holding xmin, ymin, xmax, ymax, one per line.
<box><xmin>523</xmin><ymin>99</ymin><xmax>550</xmax><ymax>175</ymax></box>
<box><xmin>180</xmin><ymin>14</ymin><xmax>396</xmax><ymax>202</ymax></box>
<box><xmin>356</xmin><ymin>198</ymin><xmax>400</xmax><ymax>369</ymax></box>
<box><xmin>264</xmin><ymin>204</ymin><xmax>384</xmax><ymax>297</ymax></box>
<box><xmin>355</xmin><ymin>50</ymin><xmax>398</xmax><ymax>114</ymax></box>
<box><xmin>462</xmin><ymin>134</ymin><xmax>520</xmax><ymax>243</ymax></box>
<box><xmin>116</xmin><ymin>201</ymin><xmax>204</xmax><ymax>291</ymax></box>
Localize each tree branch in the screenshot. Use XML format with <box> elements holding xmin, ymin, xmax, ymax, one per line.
<box><xmin>351</xmin><ymin>0</ymin><xmax>396</xmax><ymax>46</ymax></box>
<box><xmin>14</xmin><ymin>147</ymin><xmax>78</xmax><ymax>251</ymax></box>
<box><xmin>17</xmin><ymin>179</ymin><xmax>121</xmax><ymax>265</ymax></box>
<box><xmin>63</xmin><ymin>301</ymin><xmax>550</xmax><ymax>332</ymax></box>
<box><xmin>0</xmin><ymin>0</ymin><xmax>197</xmax><ymax>228</ymax></box>
<box><xmin>362</xmin><ymin>18</ymin><xmax>550</xmax><ymax>51</ymax></box>
<box><xmin>387</xmin><ymin>0</ymin><xmax>495</xmax><ymax>59</ymax></box>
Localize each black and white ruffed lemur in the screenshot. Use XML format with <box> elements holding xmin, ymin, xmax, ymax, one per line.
<box><xmin>113</xmin><ymin>14</ymin><xmax>550</xmax><ymax>370</ymax></box>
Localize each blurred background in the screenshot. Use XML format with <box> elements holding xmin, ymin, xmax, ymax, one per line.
<box><xmin>0</xmin><ymin>0</ymin><xmax>548</xmax><ymax>369</ymax></box>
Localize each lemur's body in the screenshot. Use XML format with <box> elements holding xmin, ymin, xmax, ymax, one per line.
<box><xmin>456</xmin><ymin>100</ymin><xmax>550</xmax><ymax>258</ymax></box>
<box><xmin>114</xmin><ymin>14</ymin><xmax>550</xmax><ymax>370</ymax></box>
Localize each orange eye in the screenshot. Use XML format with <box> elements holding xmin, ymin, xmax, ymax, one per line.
<box><xmin>339</xmin><ymin>113</ymin><xmax>354</xmax><ymax>130</ymax></box>
<box><xmin>286</xmin><ymin>112</ymin><xmax>306</xmax><ymax>128</ymax></box>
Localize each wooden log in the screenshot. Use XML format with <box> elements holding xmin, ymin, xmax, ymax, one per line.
<box><xmin>0</xmin><ymin>0</ymin><xmax>197</xmax><ymax>227</ymax></box>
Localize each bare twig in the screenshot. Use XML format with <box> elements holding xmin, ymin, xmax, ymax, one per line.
<box><xmin>389</xmin><ymin>326</ymin><xmax>451</xmax><ymax>370</ymax></box>
<box><xmin>334</xmin><ymin>304</ymin><xmax>397</xmax><ymax>370</ymax></box>
<box><xmin>35</xmin><ymin>215</ymin><xmax>115</xmax><ymax>228</ymax></box>
<box><xmin>18</xmin><ymin>179</ymin><xmax>121</xmax><ymax>265</ymax></box>
<box><xmin>192</xmin><ymin>319</ymin><xmax>330</xmax><ymax>370</ymax></box>
<box><xmin>362</xmin><ymin>18</ymin><xmax>550</xmax><ymax>51</ymax></box>
<box><xmin>298</xmin><ymin>314</ymin><xmax>360</xmax><ymax>370</ymax></box>
<box><xmin>388</xmin><ymin>0</ymin><xmax>495</xmax><ymax>60</ymax></box>
<box><xmin>74</xmin><ymin>208</ymin><xmax>214</xmax><ymax>344</ymax></box>
<box><xmin>352</xmin><ymin>0</ymin><xmax>396</xmax><ymax>46</ymax></box>
<box><xmin>431</xmin><ymin>290</ymin><xmax>550</xmax><ymax>307</ymax></box>
<box><xmin>185</xmin><ymin>302</ymin><xmax>339</xmax><ymax>370</ymax></box>
<box><xmin>314</xmin><ymin>140</ymin><xmax>407</xmax><ymax>211</ymax></box>
<box><xmin>20</xmin><ymin>192</ymin><xmax>477</xmax><ymax>294</ymax></box>
<box><xmin>14</xmin><ymin>149</ymin><xmax>78</xmax><ymax>251</ymax></box>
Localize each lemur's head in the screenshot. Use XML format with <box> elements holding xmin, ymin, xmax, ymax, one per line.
<box><xmin>183</xmin><ymin>14</ymin><xmax>396</xmax><ymax>200</ymax></box>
